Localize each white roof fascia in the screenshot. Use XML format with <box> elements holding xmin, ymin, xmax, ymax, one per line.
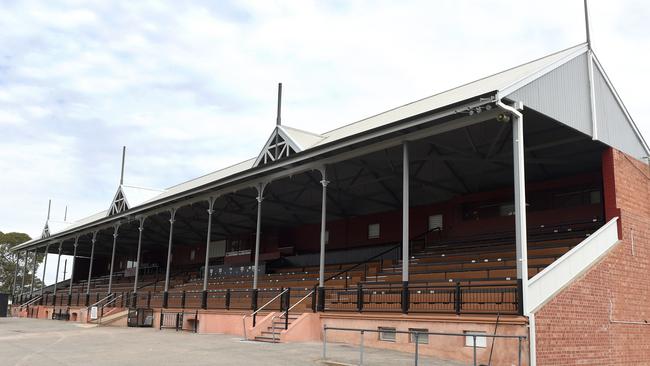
<box><xmin>591</xmin><ymin>53</ymin><xmax>650</xmax><ymax>156</ymax></box>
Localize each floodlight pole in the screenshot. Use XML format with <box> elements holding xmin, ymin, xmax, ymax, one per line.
<box><xmin>401</xmin><ymin>141</ymin><xmax>410</xmax><ymax>314</ymax></box>
<box><xmin>68</xmin><ymin>238</ymin><xmax>79</xmax><ymax>305</ymax></box>
<box><xmin>133</xmin><ymin>217</ymin><xmax>146</xmax><ymax>306</ymax></box>
<box><xmin>52</xmin><ymin>243</ymin><xmax>63</xmax><ymax>306</ymax></box>
<box><xmin>40</xmin><ymin>244</ymin><xmax>50</xmax><ymax>296</ymax></box>
<box><xmin>202</xmin><ymin>197</ymin><xmax>217</xmax><ymax>309</ymax></box>
<box><xmin>85</xmin><ymin>232</ymin><xmax>97</xmax><ymax>306</ymax></box>
<box><xmin>107</xmin><ymin>224</ymin><xmax>121</xmax><ymax>294</ymax></box>
<box><xmin>163</xmin><ymin>208</ymin><xmax>177</xmax><ymax>308</ymax></box>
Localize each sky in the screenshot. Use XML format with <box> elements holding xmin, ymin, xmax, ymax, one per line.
<box><xmin>1</xmin><ymin>0</ymin><xmax>648</xmax><ymax>284</ymax></box>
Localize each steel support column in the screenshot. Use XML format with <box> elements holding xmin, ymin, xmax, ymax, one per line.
<box><xmin>317</xmin><ymin>168</ymin><xmax>329</xmax><ymax>311</ymax></box>
<box><xmin>133</xmin><ymin>217</ymin><xmax>145</xmax><ymax>307</ymax></box>
<box><xmin>499</xmin><ymin>101</ymin><xmax>529</xmax><ymax>315</ymax></box>
<box><xmin>253</xmin><ymin>183</ymin><xmax>265</xmax><ymax>290</ymax></box>
<box><xmin>11</xmin><ymin>251</ymin><xmax>22</xmax><ymax>302</ymax></box>
<box><xmin>40</xmin><ymin>244</ymin><xmax>50</xmax><ymax>296</ymax></box>
<box><xmin>19</xmin><ymin>250</ymin><xmax>28</xmax><ymax>300</ymax></box>
<box><xmin>85</xmin><ymin>232</ymin><xmax>97</xmax><ymax>305</ymax></box>
<box><xmin>30</xmin><ymin>248</ymin><xmax>38</xmax><ymax>297</ymax></box>
<box><xmin>19</xmin><ymin>249</ymin><xmax>29</xmax><ymax>302</ymax></box>
<box><xmin>163</xmin><ymin>208</ymin><xmax>177</xmax><ymax>308</ymax></box>
<box><xmin>402</xmin><ymin>141</ymin><xmax>410</xmax><ymax>314</ymax></box>
<box><xmin>202</xmin><ymin>197</ymin><xmax>216</xmax><ymax>309</ymax></box>
<box><xmin>107</xmin><ymin>224</ymin><xmax>120</xmax><ymax>294</ymax></box>
<box><xmin>52</xmin><ymin>243</ymin><xmax>63</xmax><ymax>305</ymax></box>
<box><xmin>68</xmin><ymin>238</ymin><xmax>79</xmax><ymax>305</ymax></box>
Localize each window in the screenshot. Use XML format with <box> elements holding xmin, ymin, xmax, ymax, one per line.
<box><xmin>464</xmin><ymin>331</ymin><xmax>487</xmax><ymax>348</ymax></box>
<box><xmin>368</xmin><ymin>223</ymin><xmax>380</xmax><ymax>239</ymax></box>
<box><xmin>378</xmin><ymin>327</ymin><xmax>396</xmax><ymax>342</ymax></box>
<box><xmin>190</xmin><ymin>249</ymin><xmax>196</xmax><ymax>261</ymax></box>
<box><xmin>428</xmin><ymin>214</ymin><xmax>443</xmax><ymax>231</ymax></box>
<box><xmin>409</xmin><ymin>328</ymin><xmax>428</xmax><ymax>344</ymax></box>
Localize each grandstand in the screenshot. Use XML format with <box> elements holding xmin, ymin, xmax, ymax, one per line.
<box><xmin>9</xmin><ymin>40</ymin><xmax>650</xmax><ymax>365</ymax></box>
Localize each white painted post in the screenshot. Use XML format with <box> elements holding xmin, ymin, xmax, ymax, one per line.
<box><xmin>30</xmin><ymin>248</ymin><xmax>38</xmax><ymax>296</ymax></box>
<box><xmin>69</xmin><ymin>239</ymin><xmax>79</xmax><ymax>296</ymax></box>
<box><xmin>512</xmin><ymin>107</ymin><xmax>529</xmax><ymax>315</ymax></box>
<box><xmin>107</xmin><ymin>224</ymin><xmax>120</xmax><ymax>294</ymax></box>
<box><xmin>19</xmin><ymin>250</ymin><xmax>28</xmax><ymax>297</ymax></box>
<box><xmin>402</xmin><ymin>141</ymin><xmax>410</xmax><ymax>313</ymax></box>
<box><xmin>253</xmin><ymin>183</ymin><xmax>265</xmax><ymax>290</ymax></box>
<box><xmin>133</xmin><ymin>217</ymin><xmax>145</xmax><ymax>294</ymax></box>
<box><xmin>163</xmin><ymin>208</ymin><xmax>177</xmax><ymax>308</ymax></box>
<box><xmin>53</xmin><ymin>243</ymin><xmax>63</xmax><ymax>301</ymax></box>
<box><xmin>86</xmin><ymin>233</ymin><xmax>97</xmax><ymax>296</ymax></box>
<box><xmin>319</xmin><ymin>169</ymin><xmax>329</xmax><ymax>288</ymax></box>
<box><xmin>202</xmin><ymin>197</ymin><xmax>216</xmax><ymax>309</ymax></box>
<box><xmin>40</xmin><ymin>244</ymin><xmax>50</xmax><ymax>296</ymax></box>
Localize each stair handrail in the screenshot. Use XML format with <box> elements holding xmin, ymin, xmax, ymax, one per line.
<box><xmin>271</xmin><ymin>289</ymin><xmax>315</xmax><ymax>342</ymax></box>
<box><xmin>242</xmin><ymin>288</ymin><xmax>288</xmax><ymax>340</ymax></box>
<box><xmin>18</xmin><ymin>295</ymin><xmax>42</xmax><ymax>311</ymax></box>
<box><xmin>97</xmin><ymin>293</ymin><xmax>125</xmax><ymax>326</ymax></box>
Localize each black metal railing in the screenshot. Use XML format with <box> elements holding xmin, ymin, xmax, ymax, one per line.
<box><xmin>321</xmin><ymin>282</ymin><xmax>520</xmax><ymax>315</ymax></box>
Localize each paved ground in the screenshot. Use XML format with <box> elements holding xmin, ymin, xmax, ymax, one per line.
<box><xmin>0</xmin><ymin>317</ymin><xmax>466</xmax><ymax>365</ymax></box>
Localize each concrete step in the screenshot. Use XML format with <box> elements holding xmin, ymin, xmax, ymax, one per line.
<box><xmin>253</xmin><ymin>336</ymin><xmax>279</xmax><ymax>343</ymax></box>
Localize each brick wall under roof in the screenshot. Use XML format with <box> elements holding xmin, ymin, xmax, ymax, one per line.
<box><xmin>535</xmin><ymin>148</ymin><xmax>650</xmax><ymax>365</ymax></box>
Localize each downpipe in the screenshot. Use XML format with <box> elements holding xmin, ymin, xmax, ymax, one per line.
<box><xmin>496</xmin><ymin>99</ymin><xmax>536</xmax><ymax>366</ymax></box>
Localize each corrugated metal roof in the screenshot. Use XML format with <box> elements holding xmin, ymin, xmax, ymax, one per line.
<box><xmin>18</xmin><ymin>42</ymin><xmax>649</xmax><ymax>250</ymax></box>
<box><xmin>121</xmin><ymin>185</ymin><xmax>165</xmax><ymax>208</ymax></box>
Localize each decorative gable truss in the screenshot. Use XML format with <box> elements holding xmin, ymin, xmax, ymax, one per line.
<box><xmin>254</xmin><ymin>127</ymin><xmax>302</xmax><ymax>167</ymax></box>
<box><xmin>108</xmin><ymin>186</ymin><xmax>129</xmax><ymax>216</ymax></box>
<box><xmin>41</xmin><ymin>223</ymin><xmax>50</xmax><ymax>239</ymax></box>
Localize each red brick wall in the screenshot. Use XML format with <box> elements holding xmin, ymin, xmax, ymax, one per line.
<box><xmin>534</xmin><ymin>148</ymin><xmax>650</xmax><ymax>365</ymax></box>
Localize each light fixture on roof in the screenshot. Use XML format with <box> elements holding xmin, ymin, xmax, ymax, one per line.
<box><xmin>496</xmin><ymin>113</ymin><xmax>511</xmax><ymax>123</ymax></box>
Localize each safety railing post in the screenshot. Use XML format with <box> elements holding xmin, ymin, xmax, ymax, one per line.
<box><xmin>147</xmin><ymin>291</ymin><xmax>151</xmax><ymax>308</ymax></box>
<box><xmin>518</xmin><ymin>336</ymin><xmax>522</xmax><ymax>366</ymax></box>
<box><xmin>311</xmin><ymin>285</ymin><xmax>317</xmax><ymax>313</ymax></box>
<box><xmin>252</xmin><ymin>289</ymin><xmax>259</xmax><ymax>327</ymax></box>
<box><xmin>356</xmin><ymin>283</ymin><xmax>364</xmax><ymax>312</ymax></box>
<box><xmin>317</xmin><ymin>286</ymin><xmax>325</xmax><ymax>312</ymax></box>
<box><xmin>225</xmin><ymin>289</ymin><xmax>231</xmax><ymax>310</ymax></box>
<box><xmin>67</xmin><ymin>294</ymin><xmax>72</xmax><ymax>307</ymax></box>
<box><xmin>455</xmin><ymin>282</ymin><xmax>462</xmax><ymax>315</ymax></box>
<box><xmin>181</xmin><ymin>291</ymin><xmax>186</xmax><ymax>309</ymax></box>
<box><xmin>284</xmin><ymin>288</ymin><xmax>290</xmax><ymax>330</ymax></box>
<box><xmin>201</xmin><ymin>290</ymin><xmax>208</xmax><ymax>310</ymax></box>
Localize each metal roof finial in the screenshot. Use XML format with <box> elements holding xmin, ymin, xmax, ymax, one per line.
<box><xmin>276</xmin><ymin>83</ymin><xmax>282</xmax><ymax>126</ymax></box>
<box><xmin>584</xmin><ymin>0</ymin><xmax>592</xmax><ymax>49</ymax></box>
<box><xmin>120</xmin><ymin>146</ymin><xmax>126</xmax><ymax>186</ymax></box>
<box><xmin>46</xmin><ymin>199</ymin><xmax>51</xmax><ymax>221</ymax></box>
<box><xmin>64</xmin><ymin>205</ymin><xmax>68</xmax><ymax>222</ymax></box>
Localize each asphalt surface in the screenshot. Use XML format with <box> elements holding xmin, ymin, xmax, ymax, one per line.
<box><xmin>0</xmin><ymin>317</ymin><xmax>466</xmax><ymax>365</ymax></box>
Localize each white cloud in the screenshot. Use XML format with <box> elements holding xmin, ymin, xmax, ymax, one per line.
<box><xmin>0</xmin><ymin>0</ymin><xmax>648</xmax><ymax>248</ymax></box>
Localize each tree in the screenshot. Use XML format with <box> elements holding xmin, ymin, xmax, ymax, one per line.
<box><xmin>0</xmin><ymin>231</ymin><xmax>42</xmax><ymax>296</ymax></box>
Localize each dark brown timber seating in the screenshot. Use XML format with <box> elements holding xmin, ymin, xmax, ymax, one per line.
<box><xmin>27</xmin><ymin>219</ymin><xmax>601</xmax><ymax>316</ymax></box>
